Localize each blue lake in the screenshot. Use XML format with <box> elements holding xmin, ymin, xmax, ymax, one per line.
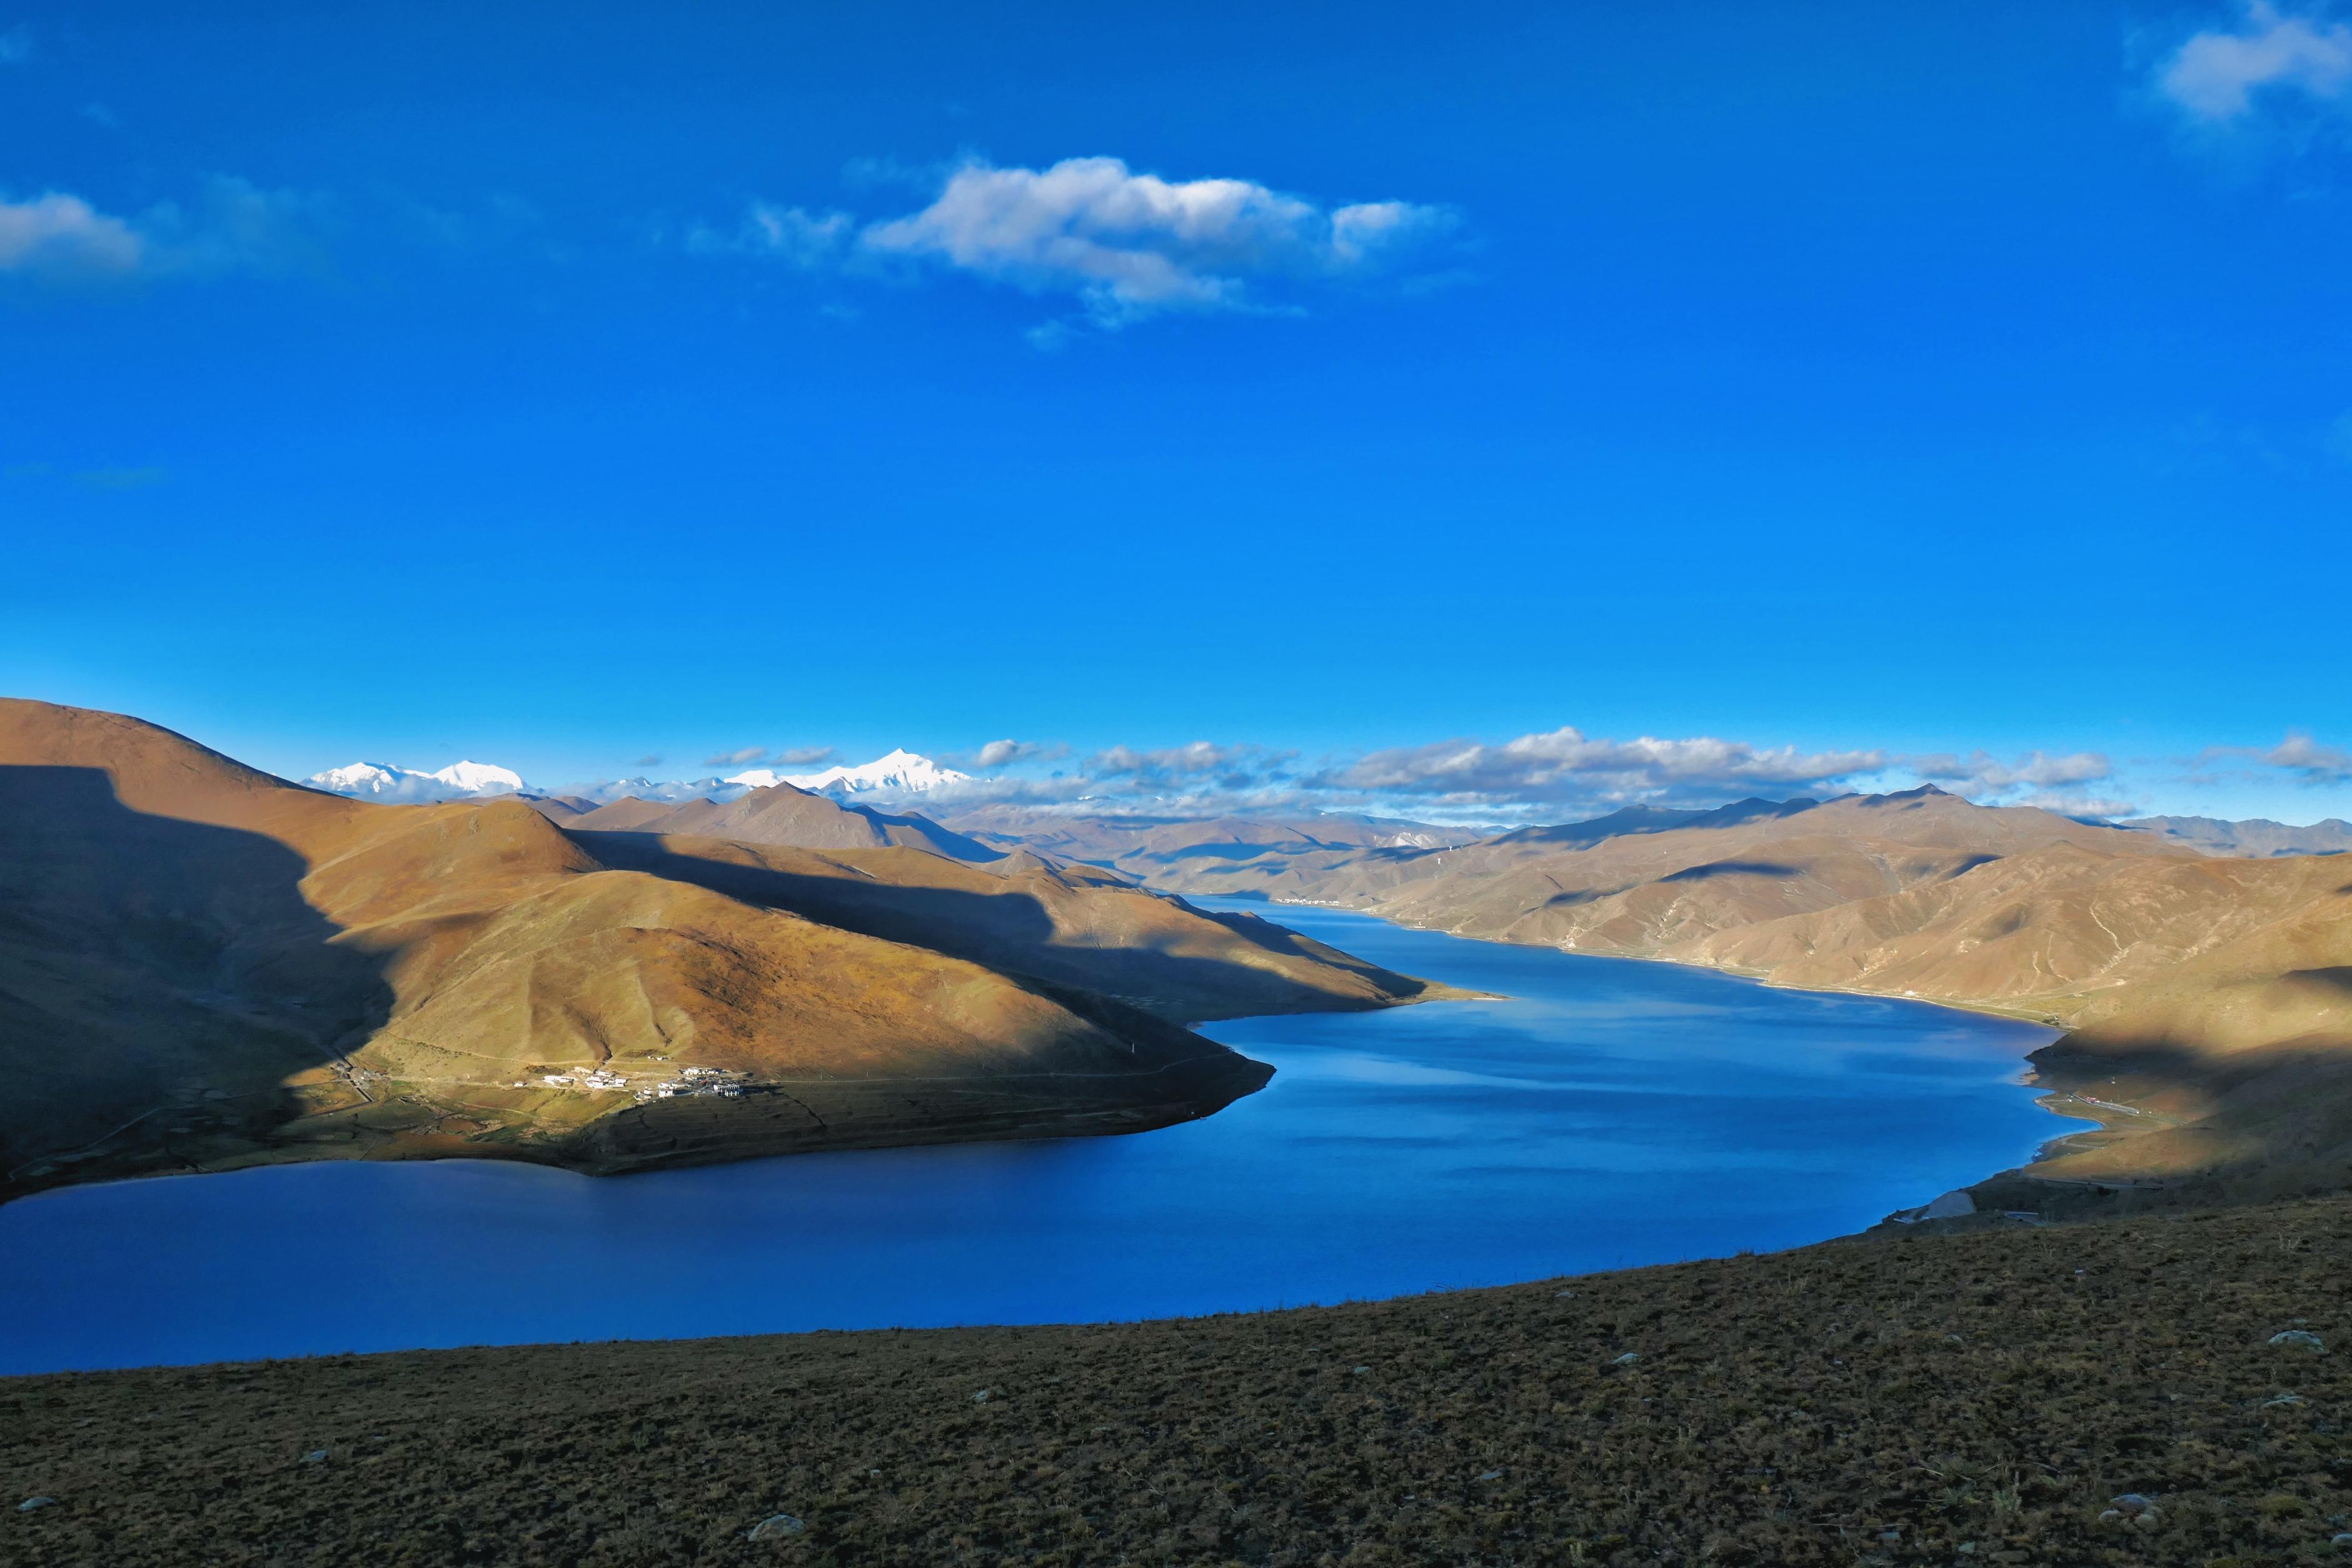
<box><xmin>0</xmin><ymin>901</ymin><xmax>2080</xmax><ymax>1375</ymax></box>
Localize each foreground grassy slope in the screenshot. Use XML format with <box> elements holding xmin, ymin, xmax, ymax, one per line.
<box><xmin>7</xmin><ymin>1198</ymin><xmax>2348</xmax><ymax>1566</ymax></box>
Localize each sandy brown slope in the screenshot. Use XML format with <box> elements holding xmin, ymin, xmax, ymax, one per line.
<box><xmin>10</xmin><ymin>1196</ymin><xmax>2348</xmax><ymax>1567</ymax></box>
<box><xmin>568</xmin><ymin>833</ymin><xmax>1455</xmax><ymax>1023</ymax></box>
<box><xmin>934</xmin><ymin>805</ymin><xmax>1480</xmax><ymax>885</ymax></box>
<box><xmin>0</xmin><ymin>701</ymin><xmax>1447</xmax><ymax>1202</ymax></box>
<box><xmin>1083</xmin><ymin>785</ymin><xmax>2352</xmax><ymax>1204</ymax></box>
<box><xmin>571</xmin><ymin>783</ymin><xmax>994</xmax><ymax>860</ymax></box>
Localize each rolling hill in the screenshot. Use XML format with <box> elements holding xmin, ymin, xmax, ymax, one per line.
<box><xmin>0</xmin><ymin>700</ymin><xmax>1442</xmax><ymax>1202</ymax></box>
<box><xmin>569</xmin><ymin>781</ymin><xmax>997</xmax><ymax>860</ymax></box>
<box><xmin>1005</xmin><ymin>785</ymin><xmax>2352</xmax><ymax>1209</ymax></box>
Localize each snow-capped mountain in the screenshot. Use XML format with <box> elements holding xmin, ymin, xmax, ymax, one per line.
<box><xmin>308</xmin><ymin>750</ymin><xmax>965</xmax><ymax>808</ymax></box>
<box><xmin>785</xmin><ymin>749</ymin><xmax>970</xmax><ymax>798</ymax></box>
<box><xmin>431</xmin><ymin>761</ymin><xmax>526</xmax><ymax>795</ymax></box>
<box><xmin>558</xmin><ymin>775</ymin><xmax>744</xmax><ymax>806</ymax></box>
<box><xmin>306</xmin><ymin>760</ymin><xmax>530</xmax><ymax>804</ymax></box>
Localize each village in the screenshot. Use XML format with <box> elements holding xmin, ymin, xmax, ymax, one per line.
<box><xmin>521</xmin><ymin>1064</ymin><xmax>748</xmax><ymax>1102</ymax></box>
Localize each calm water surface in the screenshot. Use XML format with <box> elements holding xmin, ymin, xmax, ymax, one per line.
<box><xmin>0</xmin><ymin>902</ymin><xmax>2080</xmax><ymax>1374</ymax></box>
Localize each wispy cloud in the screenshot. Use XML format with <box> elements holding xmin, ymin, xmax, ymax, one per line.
<box><xmin>2158</xmin><ymin>3</ymin><xmax>2352</xmax><ymax>122</ymax></box>
<box><xmin>0</xmin><ymin>176</ymin><xmax>326</xmax><ymax>284</ymax></box>
<box><xmin>1319</xmin><ymin>728</ymin><xmax>1889</xmax><ymax>810</ymax></box>
<box><xmin>695</xmin><ymin>154</ymin><xmax>1460</xmax><ymax>333</ymax></box>
<box><xmin>2194</xmin><ymin>731</ymin><xmax>2352</xmax><ymax>786</ymax></box>
<box><xmin>966</xmin><ymin>738</ymin><xmax>1065</xmax><ymax>770</ymax></box>
<box><xmin>700</xmin><ymin>743</ymin><xmax>837</xmax><ymax>770</ymax></box>
<box><xmin>688</xmin><ymin>203</ymin><xmax>853</xmax><ymax>266</ymax></box>
<box><xmin>0</xmin><ymin>24</ymin><xmax>33</xmax><ymax>65</ymax></box>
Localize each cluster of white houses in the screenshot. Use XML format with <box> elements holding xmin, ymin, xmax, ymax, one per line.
<box><xmin>516</xmin><ymin>1064</ymin><xmax>746</xmax><ymax>1101</ymax></box>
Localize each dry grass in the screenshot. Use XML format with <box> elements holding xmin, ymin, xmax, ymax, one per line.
<box><xmin>6</xmin><ymin>1199</ymin><xmax>2349</xmax><ymax>1565</ymax></box>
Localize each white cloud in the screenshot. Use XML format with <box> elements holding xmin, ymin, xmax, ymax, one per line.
<box><xmin>1090</xmin><ymin>741</ymin><xmax>1255</xmax><ymax>778</ymax></box>
<box><xmin>1323</xmin><ymin>727</ymin><xmax>1889</xmax><ymax>807</ymax></box>
<box><xmin>0</xmin><ymin>193</ymin><xmax>143</xmax><ymax>277</ymax></box>
<box><xmin>0</xmin><ymin>176</ymin><xmax>323</xmax><ymax>283</ymax></box>
<box><xmin>2014</xmin><ymin>792</ymin><xmax>2142</xmax><ymax>821</ymax></box>
<box><xmin>973</xmin><ymin>738</ymin><xmax>1061</xmax><ymax>769</ymax></box>
<box><xmin>1908</xmin><ymin>749</ymin><xmax>2116</xmax><ymax>795</ymax></box>
<box><xmin>862</xmin><ymin>157</ymin><xmax>1454</xmax><ymax>324</ymax></box>
<box><xmin>2196</xmin><ymin>731</ymin><xmax>2352</xmax><ymax>786</ymax></box>
<box><xmin>2159</xmin><ymin>3</ymin><xmax>2352</xmax><ymax>121</ymax></box>
<box><xmin>701</xmin><ymin>155</ymin><xmax>1459</xmax><ymax>330</ymax></box>
<box><xmin>703</xmin><ymin>745</ymin><xmax>769</xmax><ymax>768</ymax></box>
<box><xmin>0</xmin><ymin>24</ymin><xmax>33</xmax><ymax>65</ymax></box>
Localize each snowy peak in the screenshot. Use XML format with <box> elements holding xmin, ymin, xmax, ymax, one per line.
<box><xmin>306</xmin><ymin>759</ymin><xmax>532</xmax><ymax>804</ymax></box>
<box><xmin>430</xmin><ymin>760</ymin><xmax>525</xmax><ymax>795</ymax></box>
<box><xmin>309</xmin><ymin>762</ymin><xmax>412</xmax><ymax>796</ymax></box>
<box><xmin>785</xmin><ymin>749</ymin><xmax>970</xmax><ymax>798</ymax></box>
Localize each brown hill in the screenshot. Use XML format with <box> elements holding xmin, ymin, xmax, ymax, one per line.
<box><xmin>935</xmin><ymin>805</ymin><xmax>1479</xmax><ymax>886</ymax></box>
<box><xmin>572</xmin><ymin>783</ymin><xmax>995</xmax><ymax>860</ymax></box>
<box><xmin>0</xmin><ymin>701</ymin><xmax>1436</xmax><ymax>1202</ymax></box>
<box><xmin>1023</xmin><ymin>785</ymin><xmax>2352</xmax><ymax>1205</ymax></box>
<box><xmin>571</xmin><ymin>830</ymin><xmax>1451</xmax><ymax>1023</ymax></box>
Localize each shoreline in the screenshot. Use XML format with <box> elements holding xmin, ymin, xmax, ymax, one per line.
<box><xmin>1225</xmin><ymin>892</ymin><xmax>2168</xmax><ymax>1218</ymax></box>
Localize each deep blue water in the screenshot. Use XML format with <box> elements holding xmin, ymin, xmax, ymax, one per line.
<box><xmin>0</xmin><ymin>902</ymin><xmax>2079</xmax><ymax>1375</ymax></box>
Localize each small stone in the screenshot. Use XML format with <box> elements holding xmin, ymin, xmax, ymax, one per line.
<box><xmin>2109</xmin><ymin>1492</ymin><xmax>2158</xmax><ymax>1515</ymax></box>
<box><xmin>1477</xmin><ymin>1469</ymin><xmax>1504</xmax><ymax>1482</ymax></box>
<box><xmin>2331</xmin><ymin>1532</ymin><xmax>2352</xmax><ymax>1548</ymax></box>
<box><xmin>18</xmin><ymin>1497</ymin><xmax>54</xmax><ymax>1513</ymax></box>
<box><xmin>2270</xmin><ymin>1330</ymin><xmax>2327</xmax><ymax>1352</ymax></box>
<box><xmin>2261</xmin><ymin>1393</ymin><xmax>2307</xmax><ymax>1408</ymax></box>
<box><xmin>1350</xmin><ymin>1365</ymin><xmax>1370</xmax><ymax>1375</ymax></box>
<box><xmin>1554</xmin><ymin>1289</ymin><xmax>1576</xmax><ymax>1299</ymax></box>
<box><xmin>1611</xmin><ymin>1352</ymin><xmax>1640</xmax><ymax>1365</ymax></box>
<box><xmin>970</xmin><ymin>1390</ymin><xmax>990</xmax><ymax>1404</ymax></box>
<box><xmin>2098</xmin><ymin>1510</ymin><xmax>2123</xmax><ymax>1524</ymax></box>
<box><xmin>746</xmin><ymin>1514</ymin><xmax>805</xmax><ymax>1541</ymax></box>
<box><xmin>300</xmin><ymin>1450</ymin><xmax>328</xmax><ymax>1464</ymax></box>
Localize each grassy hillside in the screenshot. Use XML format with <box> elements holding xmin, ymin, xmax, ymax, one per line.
<box><xmin>6</xmin><ymin>1196</ymin><xmax>2346</xmax><ymax>1565</ymax></box>
<box><xmin>0</xmin><ymin>700</ymin><xmax>1442</xmax><ymax>1203</ymax></box>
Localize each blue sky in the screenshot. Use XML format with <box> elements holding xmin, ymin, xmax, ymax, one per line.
<box><xmin>3</xmin><ymin>1</ymin><xmax>2349</xmax><ymax>824</ymax></box>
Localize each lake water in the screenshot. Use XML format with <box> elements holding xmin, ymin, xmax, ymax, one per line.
<box><xmin>0</xmin><ymin>902</ymin><xmax>2079</xmax><ymax>1375</ymax></box>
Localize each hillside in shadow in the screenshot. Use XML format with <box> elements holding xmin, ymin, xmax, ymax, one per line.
<box><xmin>0</xmin><ymin>765</ymin><xmax>389</xmax><ymax>1190</ymax></box>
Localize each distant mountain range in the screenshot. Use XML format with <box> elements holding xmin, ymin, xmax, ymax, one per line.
<box><xmin>305</xmin><ymin>749</ymin><xmax>973</xmax><ymax>808</ymax></box>
<box><xmin>2116</xmin><ymin>814</ymin><xmax>2352</xmax><ymax>858</ymax></box>
<box><xmin>306</xmin><ymin>760</ymin><xmax>530</xmax><ymax>803</ymax></box>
